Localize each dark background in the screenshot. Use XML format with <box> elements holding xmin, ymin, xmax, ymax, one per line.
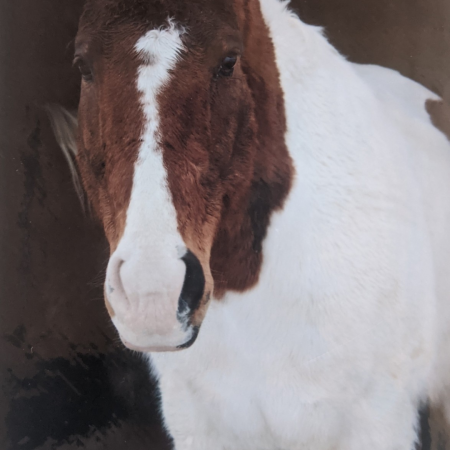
<box><xmin>0</xmin><ymin>1</ymin><xmax>449</xmax><ymax>449</ymax></box>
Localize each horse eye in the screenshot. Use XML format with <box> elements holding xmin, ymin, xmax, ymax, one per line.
<box><xmin>74</xmin><ymin>56</ymin><xmax>93</xmax><ymax>82</ymax></box>
<box><xmin>218</xmin><ymin>56</ymin><xmax>237</xmax><ymax>77</ymax></box>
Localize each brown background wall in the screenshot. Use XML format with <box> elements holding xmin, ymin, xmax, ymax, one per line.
<box><xmin>0</xmin><ymin>1</ymin><xmax>449</xmax><ymax>449</ymax></box>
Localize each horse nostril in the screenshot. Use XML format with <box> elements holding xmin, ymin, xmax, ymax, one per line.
<box><xmin>107</xmin><ymin>256</ymin><xmax>127</xmax><ymax>304</ymax></box>
<box><xmin>178</xmin><ymin>250</ymin><xmax>205</xmax><ymax>318</ymax></box>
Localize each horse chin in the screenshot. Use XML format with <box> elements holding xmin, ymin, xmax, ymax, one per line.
<box><xmin>120</xmin><ymin>339</ymin><xmax>186</xmax><ymax>353</ymax></box>
<box><xmin>120</xmin><ymin>326</ymin><xmax>200</xmax><ymax>353</ymax></box>
<box><xmin>112</xmin><ymin>316</ymin><xmax>200</xmax><ymax>353</ymax></box>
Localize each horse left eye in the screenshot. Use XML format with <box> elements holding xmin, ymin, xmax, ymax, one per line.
<box><xmin>219</xmin><ymin>56</ymin><xmax>237</xmax><ymax>77</ymax></box>
<box><xmin>74</xmin><ymin>56</ymin><xmax>93</xmax><ymax>82</ymax></box>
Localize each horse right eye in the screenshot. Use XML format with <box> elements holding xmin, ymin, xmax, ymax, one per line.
<box><xmin>74</xmin><ymin>56</ymin><xmax>93</xmax><ymax>82</ymax></box>
<box><xmin>218</xmin><ymin>55</ymin><xmax>237</xmax><ymax>77</ymax></box>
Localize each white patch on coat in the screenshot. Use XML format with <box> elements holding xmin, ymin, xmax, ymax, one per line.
<box><xmin>148</xmin><ymin>2</ymin><xmax>450</xmax><ymax>449</ymax></box>
<box><xmin>105</xmin><ymin>21</ymin><xmax>193</xmax><ymax>351</ymax></box>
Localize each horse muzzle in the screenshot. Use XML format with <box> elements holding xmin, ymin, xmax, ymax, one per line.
<box><xmin>105</xmin><ymin>245</ymin><xmax>206</xmax><ymax>352</ymax></box>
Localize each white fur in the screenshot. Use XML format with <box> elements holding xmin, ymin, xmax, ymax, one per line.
<box><xmin>147</xmin><ymin>2</ymin><xmax>450</xmax><ymax>449</ymax></box>
<box><xmin>106</xmin><ymin>22</ymin><xmax>194</xmax><ymax>351</ymax></box>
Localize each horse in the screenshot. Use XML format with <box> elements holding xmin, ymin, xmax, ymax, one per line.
<box><xmin>48</xmin><ymin>0</ymin><xmax>450</xmax><ymax>448</ymax></box>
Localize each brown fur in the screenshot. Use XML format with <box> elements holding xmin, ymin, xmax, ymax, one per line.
<box><xmin>75</xmin><ymin>0</ymin><xmax>293</xmax><ymax>312</ymax></box>
<box><xmin>76</xmin><ymin>5</ymin><xmax>150</xmax><ymax>250</ymax></box>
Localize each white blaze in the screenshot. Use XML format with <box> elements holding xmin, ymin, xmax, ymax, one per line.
<box><xmin>105</xmin><ymin>21</ymin><xmax>192</xmax><ymax>350</ymax></box>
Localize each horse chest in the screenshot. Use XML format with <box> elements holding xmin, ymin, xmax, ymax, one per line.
<box><xmin>150</xmin><ymin>297</ymin><xmax>358</xmax><ymax>449</ymax></box>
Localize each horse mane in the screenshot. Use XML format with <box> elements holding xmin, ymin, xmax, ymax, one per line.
<box><xmin>45</xmin><ymin>104</ymin><xmax>85</xmax><ymax>211</ymax></box>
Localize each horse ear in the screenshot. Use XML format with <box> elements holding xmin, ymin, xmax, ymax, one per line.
<box><xmin>45</xmin><ymin>104</ymin><xmax>86</xmax><ymax>211</ymax></box>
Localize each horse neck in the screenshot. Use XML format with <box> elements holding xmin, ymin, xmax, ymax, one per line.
<box><xmin>231</xmin><ymin>0</ymin><xmax>356</xmax><ymax>308</ymax></box>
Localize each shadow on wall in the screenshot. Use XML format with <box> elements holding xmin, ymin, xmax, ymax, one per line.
<box><xmin>4</xmin><ymin>327</ymin><xmax>169</xmax><ymax>450</ymax></box>
<box><xmin>295</xmin><ymin>0</ymin><xmax>450</xmax><ymax>100</ymax></box>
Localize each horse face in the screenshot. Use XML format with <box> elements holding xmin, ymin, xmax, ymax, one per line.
<box><xmin>74</xmin><ymin>0</ymin><xmax>291</xmax><ymax>351</ymax></box>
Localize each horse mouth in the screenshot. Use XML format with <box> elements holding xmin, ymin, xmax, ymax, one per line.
<box><xmin>119</xmin><ymin>325</ymin><xmax>200</xmax><ymax>353</ymax></box>
<box><xmin>176</xmin><ymin>326</ymin><xmax>200</xmax><ymax>349</ymax></box>
<box><xmin>120</xmin><ymin>337</ymin><xmax>186</xmax><ymax>353</ymax></box>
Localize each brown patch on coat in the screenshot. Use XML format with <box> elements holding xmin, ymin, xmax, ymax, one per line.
<box><xmin>74</xmin><ymin>0</ymin><xmax>293</xmax><ymax>317</ymax></box>
<box><xmin>426</xmin><ymin>99</ymin><xmax>450</xmax><ymax>141</ymax></box>
<box><xmin>75</xmin><ymin>3</ymin><xmax>154</xmax><ymax>251</ymax></box>
<box><xmin>157</xmin><ymin>0</ymin><xmax>293</xmax><ymax>301</ymax></box>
